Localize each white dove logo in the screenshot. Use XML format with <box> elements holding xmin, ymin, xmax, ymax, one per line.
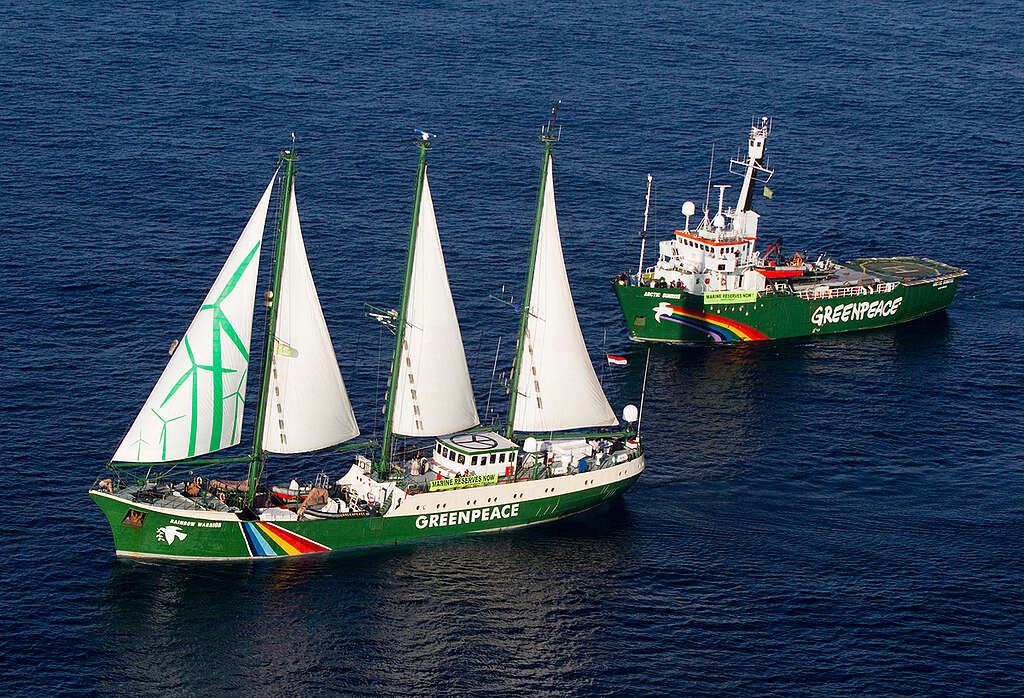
<box><xmin>654</xmin><ymin>302</ymin><xmax>674</xmax><ymax>323</ymax></box>
<box><xmin>156</xmin><ymin>525</ymin><xmax>187</xmax><ymax>545</ymax></box>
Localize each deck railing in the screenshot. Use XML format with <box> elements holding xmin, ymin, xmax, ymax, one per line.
<box><xmin>794</xmin><ymin>282</ymin><xmax>897</xmax><ymax>300</ymax></box>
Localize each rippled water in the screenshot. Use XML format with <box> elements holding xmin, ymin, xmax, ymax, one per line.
<box><xmin>2</xmin><ymin>0</ymin><xmax>1022</xmax><ymax>695</ymax></box>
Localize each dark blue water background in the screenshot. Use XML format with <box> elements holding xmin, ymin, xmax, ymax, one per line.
<box><xmin>2</xmin><ymin>1</ymin><xmax>1022</xmax><ymax>695</ymax></box>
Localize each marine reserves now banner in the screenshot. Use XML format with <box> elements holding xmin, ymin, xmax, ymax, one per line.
<box><xmin>428</xmin><ymin>473</ymin><xmax>499</xmax><ymax>491</ymax></box>
<box><xmin>703</xmin><ymin>291</ymin><xmax>757</xmax><ymax>305</ymax></box>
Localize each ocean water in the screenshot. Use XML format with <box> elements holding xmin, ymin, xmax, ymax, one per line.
<box><xmin>2</xmin><ymin>0</ymin><xmax>1022</xmax><ymax>695</ymax></box>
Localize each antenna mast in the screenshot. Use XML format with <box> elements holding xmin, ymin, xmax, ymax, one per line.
<box><xmin>702</xmin><ymin>144</ymin><xmax>715</xmax><ymax>227</ymax></box>
<box><xmin>636</xmin><ymin>347</ymin><xmax>651</xmax><ymax>440</ymax></box>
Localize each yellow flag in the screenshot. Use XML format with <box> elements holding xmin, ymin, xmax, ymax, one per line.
<box><xmin>275</xmin><ymin>340</ymin><xmax>298</xmax><ymax>358</ymax></box>
<box><xmin>763</xmin><ymin>185</ymin><xmax>774</xmax><ymax>199</ymax></box>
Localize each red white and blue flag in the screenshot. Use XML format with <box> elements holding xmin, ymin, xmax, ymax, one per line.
<box><xmin>606</xmin><ymin>355</ymin><xmax>628</xmax><ymax>366</ymax></box>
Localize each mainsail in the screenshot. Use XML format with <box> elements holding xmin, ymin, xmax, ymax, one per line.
<box><xmin>513</xmin><ymin>156</ymin><xmax>617</xmax><ymax>432</ymax></box>
<box><xmin>113</xmin><ymin>175</ymin><xmax>276</xmax><ymax>462</ymax></box>
<box><xmin>261</xmin><ymin>183</ymin><xmax>360</xmax><ymax>453</ymax></box>
<box><xmin>392</xmin><ymin>171</ymin><xmax>479</xmax><ymax>436</ymax></box>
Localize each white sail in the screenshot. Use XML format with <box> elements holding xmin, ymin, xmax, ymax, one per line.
<box><xmin>514</xmin><ymin>156</ymin><xmax>617</xmax><ymax>432</ymax></box>
<box><xmin>392</xmin><ymin>171</ymin><xmax>480</xmax><ymax>436</ymax></box>
<box><xmin>262</xmin><ymin>183</ymin><xmax>360</xmax><ymax>453</ymax></box>
<box><xmin>113</xmin><ymin>175</ymin><xmax>275</xmax><ymax>462</ymax></box>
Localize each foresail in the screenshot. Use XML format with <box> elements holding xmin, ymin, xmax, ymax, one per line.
<box><xmin>514</xmin><ymin>156</ymin><xmax>617</xmax><ymax>432</ymax></box>
<box><xmin>392</xmin><ymin>171</ymin><xmax>480</xmax><ymax>436</ymax></box>
<box><xmin>262</xmin><ymin>183</ymin><xmax>360</xmax><ymax>453</ymax></box>
<box><xmin>113</xmin><ymin>174</ymin><xmax>275</xmax><ymax>462</ymax></box>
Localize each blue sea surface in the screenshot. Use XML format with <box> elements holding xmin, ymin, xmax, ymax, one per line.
<box><xmin>2</xmin><ymin>1</ymin><xmax>1022</xmax><ymax>695</ymax></box>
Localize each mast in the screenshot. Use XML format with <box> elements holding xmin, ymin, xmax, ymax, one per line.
<box><xmin>506</xmin><ymin>102</ymin><xmax>560</xmax><ymax>439</ymax></box>
<box><xmin>636</xmin><ymin>173</ymin><xmax>653</xmax><ymax>276</ymax></box>
<box><xmin>247</xmin><ymin>143</ymin><xmax>297</xmax><ymax>504</ymax></box>
<box><xmin>378</xmin><ymin>133</ymin><xmax>432</xmax><ymax>476</ymax></box>
<box><xmin>731</xmin><ymin>116</ymin><xmax>773</xmax><ymax>214</ymax></box>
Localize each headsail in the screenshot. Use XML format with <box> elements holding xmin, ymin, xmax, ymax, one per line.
<box><xmin>113</xmin><ymin>175</ymin><xmax>276</xmax><ymax>462</ymax></box>
<box><xmin>392</xmin><ymin>171</ymin><xmax>479</xmax><ymax>436</ymax></box>
<box><xmin>261</xmin><ymin>183</ymin><xmax>360</xmax><ymax>453</ymax></box>
<box><xmin>513</xmin><ymin>156</ymin><xmax>617</xmax><ymax>432</ymax></box>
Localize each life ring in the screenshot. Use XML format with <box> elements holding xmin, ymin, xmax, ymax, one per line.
<box><xmin>195</xmin><ymin>475</ymin><xmax>203</xmax><ymax>487</ymax></box>
<box><xmin>218</xmin><ymin>492</ymin><xmax>226</xmax><ymax>502</ymax></box>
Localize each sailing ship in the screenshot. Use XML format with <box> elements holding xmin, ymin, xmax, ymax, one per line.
<box><xmin>613</xmin><ymin>117</ymin><xmax>966</xmax><ymax>343</ymax></box>
<box><xmin>91</xmin><ymin>115</ymin><xmax>645</xmax><ymax>560</ymax></box>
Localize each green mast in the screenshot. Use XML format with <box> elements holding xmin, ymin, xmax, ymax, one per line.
<box><xmin>246</xmin><ymin>143</ymin><xmax>298</xmax><ymax>505</ymax></box>
<box><xmin>377</xmin><ymin>134</ymin><xmax>433</xmax><ymax>477</ymax></box>
<box><xmin>506</xmin><ymin>102</ymin><xmax>560</xmax><ymax>439</ymax></box>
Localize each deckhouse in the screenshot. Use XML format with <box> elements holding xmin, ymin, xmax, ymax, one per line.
<box><xmin>432</xmin><ymin>431</ymin><xmax>519</xmax><ymax>478</ymax></box>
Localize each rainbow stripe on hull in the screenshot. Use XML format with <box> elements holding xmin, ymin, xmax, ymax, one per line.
<box><xmin>242</xmin><ymin>521</ymin><xmax>330</xmax><ymax>557</ymax></box>
<box><xmin>653</xmin><ymin>302</ymin><xmax>768</xmax><ymax>342</ymax></box>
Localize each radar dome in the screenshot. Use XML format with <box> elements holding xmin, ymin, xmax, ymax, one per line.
<box><xmin>523</xmin><ymin>437</ymin><xmax>539</xmax><ymax>453</ymax></box>
<box><xmin>622</xmin><ymin>404</ymin><xmax>639</xmax><ymax>423</ymax></box>
<box><xmin>682</xmin><ymin>201</ymin><xmax>696</xmax><ymax>217</ymax></box>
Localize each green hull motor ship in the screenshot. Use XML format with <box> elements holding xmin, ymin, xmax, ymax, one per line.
<box><xmin>91</xmin><ymin>113</ymin><xmax>645</xmax><ymax>561</ymax></box>
<box><xmin>613</xmin><ymin>117</ymin><xmax>965</xmax><ymax>343</ymax></box>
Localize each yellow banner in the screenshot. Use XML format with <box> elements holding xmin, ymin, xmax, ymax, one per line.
<box><xmin>703</xmin><ymin>291</ymin><xmax>757</xmax><ymax>305</ymax></box>
<box><xmin>428</xmin><ymin>473</ymin><xmax>499</xmax><ymax>491</ymax></box>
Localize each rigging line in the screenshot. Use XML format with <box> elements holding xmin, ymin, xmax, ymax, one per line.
<box><xmin>599</xmin><ymin>327</ymin><xmax>608</xmax><ymax>390</ymax></box>
<box><xmin>373</xmin><ymin>322</ymin><xmax>383</xmax><ymax>438</ymax></box>
<box><xmin>350</xmin><ymin>310</ymin><xmax>368</xmax><ymax>424</ymax></box>
<box><xmin>484</xmin><ymin>334</ymin><xmax>502</xmax><ymax>422</ymax></box>
<box><xmin>471</xmin><ymin>323</ymin><xmax>489</xmax><ymax>406</ymax></box>
<box><xmin>651</xmin><ymin>176</ymin><xmax>657</xmax><ymax>266</ymax></box>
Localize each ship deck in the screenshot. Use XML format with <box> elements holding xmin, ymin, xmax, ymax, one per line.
<box><xmin>841</xmin><ymin>257</ymin><xmax>966</xmax><ymax>284</ymax></box>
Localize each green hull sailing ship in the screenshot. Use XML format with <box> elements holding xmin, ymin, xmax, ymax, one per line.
<box><xmin>91</xmin><ymin>115</ymin><xmax>645</xmax><ymax>561</ymax></box>
<box><xmin>613</xmin><ymin>118</ymin><xmax>966</xmax><ymax>343</ymax></box>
